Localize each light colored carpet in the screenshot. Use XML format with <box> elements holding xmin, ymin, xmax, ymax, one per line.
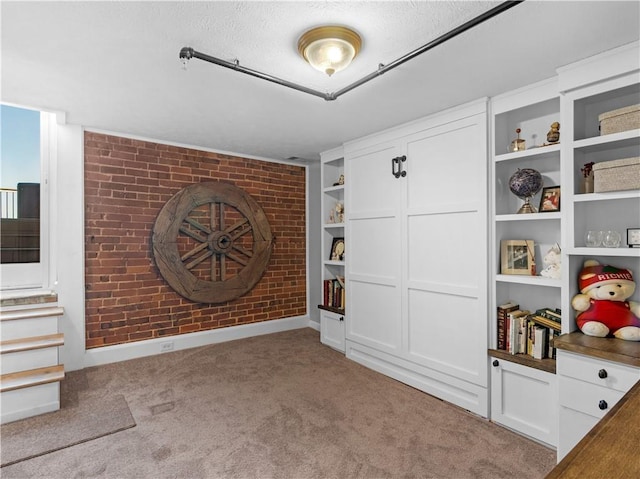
<box><xmin>0</xmin><ymin>328</ymin><xmax>556</xmax><ymax>478</ymax></box>
<box><xmin>0</xmin><ymin>393</ymin><xmax>135</xmax><ymax>467</ymax></box>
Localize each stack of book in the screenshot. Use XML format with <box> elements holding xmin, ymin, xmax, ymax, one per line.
<box><xmin>323</xmin><ymin>276</ymin><xmax>345</xmax><ymax>310</ymax></box>
<box><xmin>496</xmin><ymin>302</ymin><xmax>560</xmax><ymax>360</ymax></box>
<box><xmin>526</xmin><ymin>308</ymin><xmax>561</xmax><ymax>360</ymax></box>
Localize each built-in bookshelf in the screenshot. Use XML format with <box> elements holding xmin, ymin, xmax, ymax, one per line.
<box><xmin>319</xmin><ymin>147</ymin><xmax>346</xmax><ymax>352</ymax></box>
<box><xmin>555</xmin><ymin>42</ymin><xmax>640</xmax><ymax>460</ymax></box>
<box><xmin>490</xmin><ymin>77</ymin><xmax>562</xmax><ymax>372</ymax></box>
<box><xmin>489</xmin><ymin>77</ymin><xmax>562</xmax><ymax>447</ymax></box>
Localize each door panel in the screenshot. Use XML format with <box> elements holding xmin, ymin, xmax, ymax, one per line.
<box><xmin>405</xmin><ymin>117</ymin><xmax>484</xmax><ymax>209</ymax></box>
<box><xmin>348</xmin><ymin>280</ymin><xmax>401</xmax><ymax>352</ymax></box>
<box><xmin>407</xmin><ymin>211</ymin><xmax>481</xmax><ymax>290</ymax></box>
<box><xmin>346</xmin><ymin>141</ymin><xmax>403</xmax><ymax>354</ymax></box>
<box><xmin>407</xmin><ymin>289</ymin><xmax>486</xmax><ymax>385</ymax></box>
<box><xmin>404</xmin><ymin>112</ymin><xmax>488</xmax><ymax>386</ymax></box>
<box><xmin>349</xmin><ymin>217</ymin><xmax>400</xmax><ymax>279</ymax></box>
<box><xmin>348</xmin><ymin>144</ymin><xmax>401</xmax><ymax>216</ymax></box>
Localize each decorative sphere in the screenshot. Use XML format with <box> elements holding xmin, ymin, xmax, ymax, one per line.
<box><xmin>509</xmin><ymin>168</ymin><xmax>543</xmax><ymax>199</ymax></box>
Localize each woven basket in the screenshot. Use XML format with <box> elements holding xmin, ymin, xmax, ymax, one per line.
<box><xmin>598</xmin><ymin>104</ymin><xmax>640</xmax><ymax>135</ymax></box>
<box><xmin>593</xmin><ymin>157</ymin><xmax>640</xmax><ymax>192</ymax></box>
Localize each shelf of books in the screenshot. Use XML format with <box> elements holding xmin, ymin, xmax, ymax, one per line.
<box><xmin>320</xmin><ymin>275</ymin><xmax>345</xmax><ymax>314</ymax></box>
<box><xmin>489</xmin><ymin>301</ymin><xmax>558</xmax><ymax>374</ymax></box>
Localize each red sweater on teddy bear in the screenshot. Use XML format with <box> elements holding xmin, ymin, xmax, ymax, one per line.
<box><xmin>576</xmin><ymin>299</ymin><xmax>640</xmax><ymax>333</ymax></box>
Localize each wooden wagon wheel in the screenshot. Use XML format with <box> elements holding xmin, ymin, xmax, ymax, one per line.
<box><xmin>152</xmin><ymin>182</ymin><xmax>273</xmax><ymax>303</ymax></box>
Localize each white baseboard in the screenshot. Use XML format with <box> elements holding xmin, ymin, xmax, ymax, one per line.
<box><xmin>84</xmin><ymin>315</ymin><xmax>314</xmax><ymax>368</ymax></box>
<box><xmin>1</xmin><ymin>383</ymin><xmax>60</xmax><ymax>424</ymax></box>
<box><xmin>307</xmin><ymin>318</ymin><xmax>320</xmax><ymax>332</ymax></box>
<box><xmin>1</xmin><ymin>400</ymin><xmax>60</xmax><ymax>424</ymax></box>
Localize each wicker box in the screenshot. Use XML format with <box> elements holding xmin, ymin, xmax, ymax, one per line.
<box><xmin>598</xmin><ymin>104</ymin><xmax>640</xmax><ymax>135</ymax></box>
<box><xmin>593</xmin><ymin>157</ymin><xmax>640</xmax><ymax>193</ymax></box>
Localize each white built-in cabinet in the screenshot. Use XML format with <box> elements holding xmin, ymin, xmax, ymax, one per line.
<box><xmin>343</xmin><ymin>99</ymin><xmax>489</xmax><ymax>417</ymax></box>
<box><xmin>555</xmin><ymin>42</ymin><xmax>640</xmax><ymax>461</ymax></box>
<box><xmin>489</xmin><ymin>78</ymin><xmax>561</xmax><ymax>447</ymax></box>
<box><xmin>488</xmin><ymin>41</ymin><xmax>640</xmax><ymax>453</ymax></box>
<box><xmin>319</xmin><ymin>147</ymin><xmax>346</xmax><ymax>352</ymax></box>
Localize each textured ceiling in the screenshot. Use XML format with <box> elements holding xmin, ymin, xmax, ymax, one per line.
<box><xmin>2</xmin><ymin>1</ymin><xmax>639</xmax><ymax>162</ymax></box>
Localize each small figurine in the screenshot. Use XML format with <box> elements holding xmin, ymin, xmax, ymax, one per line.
<box><xmin>335</xmin><ymin>202</ymin><xmax>344</xmax><ymax>223</ymax></box>
<box><xmin>333</xmin><ymin>174</ymin><xmax>345</xmax><ymax>186</ymax></box>
<box><xmin>546</xmin><ymin>122</ymin><xmax>560</xmax><ymax>144</ymax></box>
<box><xmin>509</xmin><ymin>128</ymin><xmax>526</xmax><ymax>152</ymax></box>
<box><xmin>539</xmin><ymin>243</ymin><xmax>561</xmax><ymax>279</ymax></box>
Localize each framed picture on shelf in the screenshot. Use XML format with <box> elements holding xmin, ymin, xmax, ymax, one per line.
<box><xmin>501</xmin><ymin>240</ymin><xmax>536</xmax><ymax>275</ymax></box>
<box><xmin>329</xmin><ymin>237</ymin><xmax>345</xmax><ymax>261</ymax></box>
<box><xmin>539</xmin><ymin>186</ymin><xmax>560</xmax><ymax>212</ymax></box>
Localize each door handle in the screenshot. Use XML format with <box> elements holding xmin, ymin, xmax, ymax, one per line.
<box><xmin>391</xmin><ymin>156</ymin><xmax>407</xmax><ymax>178</ymax></box>
<box><xmin>398</xmin><ymin>155</ymin><xmax>407</xmax><ymax>177</ymax></box>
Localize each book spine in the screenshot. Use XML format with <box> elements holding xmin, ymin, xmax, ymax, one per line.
<box><xmin>497</xmin><ymin>304</ymin><xmax>519</xmax><ymax>351</ymax></box>
<box><xmin>533</xmin><ymin>326</ymin><xmax>548</xmax><ymax>360</ymax></box>
<box><xmin>497</xmin><ymin>308</ymin><xmax>507</xmax><ymax>350</ymax></box>
<box><xmin>518</xmin><ymin>316</ymin><xmax>527</xmax><ymax>354</ymax></box>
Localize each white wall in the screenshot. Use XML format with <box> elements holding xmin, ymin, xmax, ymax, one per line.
<box><xmin>53</xmin><ymin>122</ymin><xmax>85</xmax><ymax>371</ymax></box>
<box><xmin>308</xmin><ymin>161</ymin><xmax>321</xmax><ymax>325</ymax></box>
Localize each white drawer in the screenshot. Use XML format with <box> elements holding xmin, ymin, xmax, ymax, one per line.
<box><xmin>558</xmin><ymin>375</ymin><xmax>626</xmax><ymax>419</ymax></box>
<box><xmin>557</xmin><ymin>350</ymin><xmax>639</xmax><ymax>393</ymax></box>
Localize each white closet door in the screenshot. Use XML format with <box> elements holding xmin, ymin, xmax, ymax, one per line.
<box><xmin>403</xmin><ymin>112</ymin><xmax>488</xmax><ymax>387</ymax></box>
<box><xmin>346</xmin><ymin>142</ymin><xmax>403</xmax><ymax>354</ymax></box>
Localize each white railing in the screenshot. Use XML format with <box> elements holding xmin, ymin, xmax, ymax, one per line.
<box><xmin>1</xmin><ymin>188</ymin><xmax>18</xmax><ymax>219</ymax></box>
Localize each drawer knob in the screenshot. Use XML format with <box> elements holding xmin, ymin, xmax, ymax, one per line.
<box><xmin>598</xmin><ymin>369</ymin><xmax>608</xmax><ymax>379</ymax></box>
<box><xmin>339</xmin><ymin>316</ymin><xmax>344</xmax><ymax>322</ymax></box>
<box><xmin>598</xmin><ymin>400</ymin><xmax>608</xmax><ymax>410</ymax></box>
<box><xmin>492</xmin><ymin>360</ymin><xmax>499</xmax><ymax>367</ymax></box>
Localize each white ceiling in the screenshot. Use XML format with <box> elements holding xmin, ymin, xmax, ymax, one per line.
<box><xmin>2</xmin><ymin>1</ymin><xmax>639</xmax><ymax>162</ymax></box>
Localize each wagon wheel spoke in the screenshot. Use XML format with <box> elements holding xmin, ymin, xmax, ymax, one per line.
<box><xmin>224</xmin><ymin>218</ymin><xmax>249</xmax><ymax>237</ymax></box>
<box><xmin>212</xmin><ymin>202</ymin><xmax>219</xmax><ymax>280</ymax></box>
<box><xmin>184</xmin><ymin>217</ymin><xmax>211</xmax><ymax>235</ymax></box>
<box><xmin>232</xmin><ymin>244</ymin><xmax>253</xmax><ymax>258</ymax></box>
<box><xmin>179</xmin><ymin>224</ymin><xmax>207</xmax><ymax>243</ymax></box>
<box><xmin>226</xmin><ymin>252</ymin><xmax>249</xmax><ymax>267</ymax></box>
<box><xmin>181</xmin><ymin>241</ymin><xmax>209</xmax><ymax>261</ymax></box>
<box><xmin>185</xmin><ymin>250</ymin><xmax>213</xmax><ymax>270</ymax></box>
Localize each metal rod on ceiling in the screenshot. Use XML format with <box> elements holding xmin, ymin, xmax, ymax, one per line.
<box><xmin>179</xmin><ymin>0</ymin><xmax>524</xmax><ymax>102</ymax></box>
<box><xmin>180</xmin><ymin>47</ymin><xmax>329</xmax><ymax>100</ymax></box>
<box><xmin>330</xmin><ymin>0</ymin><xmax>524</xmax><ymax>100</ymax></box>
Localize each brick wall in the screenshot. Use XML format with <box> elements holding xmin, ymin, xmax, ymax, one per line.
<box><xmin>84</xmin><ymin>132</ymin><xmax>306</xmax><ymax>348</ymax></box>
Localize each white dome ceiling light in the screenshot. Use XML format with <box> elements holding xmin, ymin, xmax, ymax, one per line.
<box><xmin>297</xmin><ymin>26</ymin><xmax>362</xmax><ymax>77</ymax></box>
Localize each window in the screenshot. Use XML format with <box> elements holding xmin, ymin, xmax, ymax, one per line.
<box><xmin>0</xmin><ymin>104</ymin><xmax>53</xmax><ymax>290</ymax></box>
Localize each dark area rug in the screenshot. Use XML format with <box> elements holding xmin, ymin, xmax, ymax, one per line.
<box><xmin>0</xmin><ymin>393</ymin><xmax>135</xmax><ymax>467</ymax></box>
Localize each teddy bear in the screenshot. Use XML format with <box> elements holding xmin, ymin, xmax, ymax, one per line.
<box><xmin>571</xmin><ymin>260</ymin><xmax>640</xmax><ymax>341</ymax></box>
<box><xmin>539</xmin><ymin>243</ymin><xmax>561</xmax><ymax>279</ymax></box>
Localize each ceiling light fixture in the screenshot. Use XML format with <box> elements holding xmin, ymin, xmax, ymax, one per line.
<box><xmin>179</xmin><ymin>1</ymin><xmax>523</xmax><ymax>101</ymax></box>
<box><xmin>297</xmin><ymin>26</ymin><xmax>362</xmax><ymax>77</ymax></box>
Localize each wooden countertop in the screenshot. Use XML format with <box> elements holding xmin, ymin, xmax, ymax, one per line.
<box><xmin>547</xmin><ymin>332</ymin><xmax>640</xmax><ymax>478</ymax></box>
<box><xmin>553</xmin><ymin>332</ymin><xmax>640</xmax><ymax>367</ymax></box>
<box><xmin>546</xmin><ymin>378</ymin><xmax>640</xmax><ymax>479</ymax></box>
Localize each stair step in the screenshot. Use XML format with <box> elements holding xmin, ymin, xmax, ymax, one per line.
<box><xmin>0</xmin><ymin>365</ymin><xmax>65</xmax><ymax>392</ymax></box>
<box><xmin>0</xmin><ymin>306</ymin><xmax>64</xmax><ymax>322</ymax></box>
<box><xmin>0</xmin><ymin>333</ymin><xmax>65</xmax><ymax>354</ymax></box>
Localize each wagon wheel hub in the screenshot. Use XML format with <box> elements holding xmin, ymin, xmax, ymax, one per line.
<box><xmin>209</xmin><ymin>231</ymin><xmax>233</xmax><ymax>253</ymax></box>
